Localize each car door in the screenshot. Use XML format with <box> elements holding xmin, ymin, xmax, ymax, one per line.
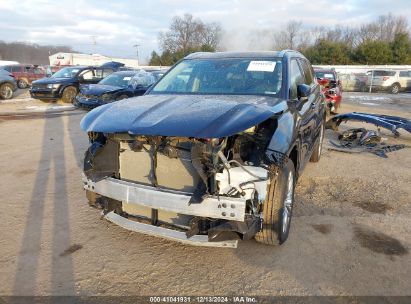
<box><xmin>290</xmin><ymin>58</ymin><xmax>316</xmax><ymax>168</ymax></box>
<box><xmin>300</xmin><ymin>59</ymin><xmax>322</xmax><ymax>149</ymax></box>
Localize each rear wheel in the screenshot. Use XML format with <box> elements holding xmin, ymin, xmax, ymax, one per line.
<box><xmin>391</xmin><ymin>83</ymin><xmax>400</xmax><ymax>94</ymax></box>
<box><xmin>310</xmin><ymin>122</ymin><xmax>325</xmax><ymax>162</ymax></box>
<box><xmin>0</xmin><ymin>83</ymin><xmax>14</xmax><ymax>99</ymax></box>
<box><xmin>86</xmin><ymin>190</ymin><xmax>101</xmax><ymax>208</ymax></box>
<box><xmin>17</xmin><ymin>78</ymin><xmax>28</xmax><ymax>89</ymax></box>
<box><xmin>61</xmin><ymin>86</ymin><xmax>78</xmax><ymax>103</ymax></box>
<box><xmin>255</xmin><ymin>159</ymin><xmax>296</xmax><ymax>246</ymax></box>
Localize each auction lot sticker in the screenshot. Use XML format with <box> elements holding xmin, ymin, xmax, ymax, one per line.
<box><xmin>247</xmin><ymin>61</ymin><xmax>276</xmax><ymax>72</ymax></box>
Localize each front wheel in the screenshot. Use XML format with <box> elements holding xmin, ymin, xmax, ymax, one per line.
<box><xmin>0</xmin><ymin>83</ymin><xmax>14</xmax><ymax>99</ymax></box>
<box><xmin>61</xmin><ymin>86</ymin><xmax>78</xmax><ymax>103</ymax></box>
<box><xmin>255</xmin><ymin>159</ymin><xmax>296</xmax><ymax>246</ymax></box>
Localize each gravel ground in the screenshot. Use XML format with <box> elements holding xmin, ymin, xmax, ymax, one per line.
<box><xmin>0</xmin><ymin>92</ymin><xmax>410</xmax><ymax>296</ymax></box>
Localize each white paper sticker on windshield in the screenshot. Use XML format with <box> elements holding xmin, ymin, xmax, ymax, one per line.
<box><xmin>123</xmin><ymin>77</ymin><xmax>131</xmax><ymax>80</ymax></box>
<box><xmin>247</xmin><ymin>61</ymin><xmax>276</xmax><ymax>72</ymax></box>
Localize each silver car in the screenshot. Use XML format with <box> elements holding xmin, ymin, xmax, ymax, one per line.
<box><xmin>366</xmin><ymin>70</ymin><xmax>411</xmax><ymax>94</ymax></box>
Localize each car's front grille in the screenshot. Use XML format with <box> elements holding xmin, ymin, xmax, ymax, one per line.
<box><xmin>78</xmin><ymin>93</ymin><xmax>99</xmax><ymax>100</ymax></box>
<box><xmin>32</xmin><ymin>84</ymin><xmax>48</xmax><ymax>89</ymax></box>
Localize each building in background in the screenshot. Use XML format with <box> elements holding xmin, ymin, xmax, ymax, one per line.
<box><xmin>49</xmin><ymin>52</ymin><xmax>139</xmax><ymax>68</ymax></box>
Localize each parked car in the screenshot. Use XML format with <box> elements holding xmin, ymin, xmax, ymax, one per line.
<box><xmin>30</xmin><ymin>65</ymin><xmax>117</xmax><ymax>103</ymax></box>
<box><xmin>80</xmin><ymin>51</ymin><xmax>326</xmax><ymax>248</ymax></box>
<box><xmin>366</xmin><ymin>70</ymin><xmax>411</xmax><ymax>94</ymax></box>
<box><xmin>1</xmin><ymin>64</ymin><xmax>46</xmax><ymax>88</ymax></box>
<box><xmin>338</xmin><ymin>73</ymin><xmax>367</xmax><ymax>92</ymax></box>
<box><xmin>0</xmin><ymin>69</ymin><xmax>17</xmax><ymax>100</ymax></box>
<box><xmin>75</xmin><ymin>70</ymin><xmax>156</xmax><ymax>109</ymax></box>
<box><xmin>314</xmin><ymin>68</ymin><xmax>343</xmax><ymax>113</ymax></box>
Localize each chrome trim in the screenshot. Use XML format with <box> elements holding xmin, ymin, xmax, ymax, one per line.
<box><xmin>83</xmin><ymin>177</ymin><xmax>246</xmax><ymax>221</ymax></box>
<box><xmin>104</xmin><ymin>211</ymin><xmax>238</xmax><ymax>248</ymax></box>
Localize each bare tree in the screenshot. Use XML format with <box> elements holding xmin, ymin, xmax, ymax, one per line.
<box><xmin>274</xmin><ymin>20</ymin><xmax>303</xmax><ymax>49</ymax></box>
<box><xmin>159</xmin><ymin>14</ymin><xmax>222</xmax><ymax>53</ymax></box>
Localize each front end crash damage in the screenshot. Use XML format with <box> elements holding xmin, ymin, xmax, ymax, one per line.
<box><xmin>82</xmin><ymin>116</ymin><xmax>288</xmax><ymax>248</ymax></box>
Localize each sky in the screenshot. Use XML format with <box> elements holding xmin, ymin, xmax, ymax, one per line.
<box><xmin>0</xmin><ymin>0</ymin><xmax>410</xmax><ymax>64</ymax></box>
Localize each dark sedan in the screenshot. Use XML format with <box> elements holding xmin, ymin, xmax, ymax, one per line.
<box><xmin>75</xmin><ymin>70</ymin><xmax>156</xmax><ymax>109</ymax></box>
<box><xmin>30</xmin><ymin>65</ymin><xmax>116</xmax><ymax>103</ymax></box>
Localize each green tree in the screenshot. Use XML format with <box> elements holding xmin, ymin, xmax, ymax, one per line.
<box><xmin>303</xmin><ymin>40</ymin><xmax>352</xmax><ymax>64</ymax></box>
<box><xmin>354</xmin><ymin>40</ymin><xmax>392</xmax><ymax>64</ymax></box>
<box><xmin>390</xmin><ymin>33</ymin><xmax>411</xmax><ymax>64</ymax></box>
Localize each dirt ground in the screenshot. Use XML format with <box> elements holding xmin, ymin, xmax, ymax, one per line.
<box><xmin>0</xmin><ymin>91</ymin><xmax>410</xmax><ymax>296</ymax></box>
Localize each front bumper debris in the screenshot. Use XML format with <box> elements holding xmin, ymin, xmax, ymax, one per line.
<box><xmin>104</xmin><ymin>211</ymin><xmax>238</xmax><ymax>248</ymax></box>
<box><xmin>83</xmin><ymin>177</ymin><xmax>246</xmax><ymax>221</ymax></box>
<box><xmin>83</xmin><ymin>176</ymin><xmax>248</xmax><ymax>247</ymax></box>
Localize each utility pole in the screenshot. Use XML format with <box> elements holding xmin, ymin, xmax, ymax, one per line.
<box><xmin>133</xmin><ymin>44</ymin><xmax>140</xmax><ymax>66</ymax></box>
<box><xmin>91</xmin><ymin>35</ymin><xmax>97</xmax><ymax>54</ymax></box>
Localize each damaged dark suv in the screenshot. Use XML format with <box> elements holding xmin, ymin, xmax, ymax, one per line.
<box><xmin>81</xmin><ymin>51</ymin><xmax>325</xmax><ymax>248</ymax></box>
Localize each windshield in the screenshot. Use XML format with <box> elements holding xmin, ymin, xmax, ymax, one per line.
<box><xmin>150</xmin><ymin>58</ymin><xmax>283</xmax><ymax>96</ymax></box>
<box><xmin>51</xmin><ymin>67</ymin><xmax>81</xmax><ymax>78</ymax></box>
<box><xmin>99</xmin><ymin>73</ymin><xmax>133</xmax><ymax>88</ymax></box>
<box><xmin>315</xmin><ymin>71</ymin><xmax>335</xmax><ymax>81</ymax></box>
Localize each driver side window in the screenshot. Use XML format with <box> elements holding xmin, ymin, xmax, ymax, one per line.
<box><xmin>290</xmin><ymin>59</ymin><xmax>304</xmax><ymax>100</ymax></box>
<box><xmin>80</xmin><ymin>70</ymin><xmax>94</xmax><ymax>80</ymax></box>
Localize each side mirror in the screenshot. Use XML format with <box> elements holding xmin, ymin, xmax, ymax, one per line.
<box><xmin>297</xmin><ymin>84</ymin><xmax>311</xmax><ymax>100</ymax></box>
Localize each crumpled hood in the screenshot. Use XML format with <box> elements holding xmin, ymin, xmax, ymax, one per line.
<box><xmin>80</xmin><ymin>84</ymin><xmax>124</xmax><ymax>96</ymax></box>
<box><xmin>80</xmin><ymin>94</ymin><xmax>287</xmax><ymax>138</ymax></box>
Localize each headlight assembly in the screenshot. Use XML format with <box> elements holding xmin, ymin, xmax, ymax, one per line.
<box><xmin>47</xmin><ymin>83</ymin><xmax>60</xmax><ymax>89</ymax></box>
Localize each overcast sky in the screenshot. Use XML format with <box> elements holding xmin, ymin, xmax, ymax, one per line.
<box><xmin>1</xmin><ymin>0</ymin><xmax>410</xmax><ymax>63</ymax></box>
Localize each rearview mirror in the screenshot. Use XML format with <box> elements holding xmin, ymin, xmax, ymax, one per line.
<box><xmin>297</xmin><ymin>84</ymin><xmax>311</xmax><ymax>100</ymax></box>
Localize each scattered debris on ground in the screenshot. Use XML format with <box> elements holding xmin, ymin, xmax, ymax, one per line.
<box><xmin>326</xmin><ymin>112</ymin><xmax>410</xmax><ymax>158</ymax></box>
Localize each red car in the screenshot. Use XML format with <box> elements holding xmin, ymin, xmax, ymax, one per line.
<box><xmin>1</xmin><ymin>64</ymin><xmax>46</xmax><ymax>88</ymax></box>
<box><xmin>314</xmin><ymin>68</ymin><xmax>343</xmax><ymax>113</ymax></box>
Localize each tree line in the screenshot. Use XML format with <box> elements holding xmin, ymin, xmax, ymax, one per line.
<box><xmin>149</xmin><ymin>13</ymin><xmax>411</xmax><ymax>65</ymax></box>
<box><xmin>0</xmin><ymin>41</ymin><xmax>74</xmax><ymax>65</ymax></box>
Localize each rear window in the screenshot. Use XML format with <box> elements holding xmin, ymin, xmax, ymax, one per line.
<box><xmin>11</xmin><ymin>66</ymin><xmax>21</xmax><ymax>72</ymax></box>
<box><xmin>315</xmin><ymin>71</ymin><xmax>335</xmax><ymax>81</ymax></box>
<box><xmin>368</xmin><ymin>70</ymin><xmax>396</xmax><ymax>77</ymax></box>
<box><xmin>300</xmin><ymin>60</ymin><xmax>314</xmax><ymax>85</ymax></box>
<box><xmin>2</xmin><ymin>66</ymin><xmax>12</xmax><ymax>72</ymax></box>
<box><xmin>399</xmin><ymin>71</ymin><xmax>411</xmax><ymax>77</ymax></box>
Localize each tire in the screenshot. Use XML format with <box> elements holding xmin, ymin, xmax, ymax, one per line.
<box><xmin>390</xmin><ymin>83</ymin><xmax>400</xmax><ymax>94</ymax></box>
<box><xmin>310</xmin><ymin>121</ymin><xmax>325</xmax><ymax>162</ymax></box>
<box><xmin>86</xmin><ymin>190</ymin><xmax>101</xmax><ymax>208</ymax></box>
<box><xmin>61</xmin><ymin>86</ymin><xmax>78</xmax><ymax>103</ymax></box>
<box><xmin>255</xmin><ymin>159</ymin><xmax>296</xmax><ymax>246</ymax></box>
<box><xmin>17</xmin><ymin>78</ymin><xmax>28</xmax><ymax>89</ymax></box>
<box><xmin>0</xmin><ymin>83</ymin><xmax>14</xmax><ymax>100</ymax></box>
